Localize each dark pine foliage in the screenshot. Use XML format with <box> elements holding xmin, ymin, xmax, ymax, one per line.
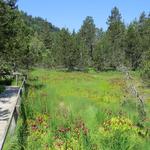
<box><xmin>0</xmin><ymin>2</ymin><xmax>149</xmax><ymax>82</ymax></box>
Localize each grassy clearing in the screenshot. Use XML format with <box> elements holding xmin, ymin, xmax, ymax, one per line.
<box><xmin>6</xmin><ymin>69</ymin><xmax>150</xmax><ymax>149</ymax></box>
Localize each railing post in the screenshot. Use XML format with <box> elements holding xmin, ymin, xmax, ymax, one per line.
<box><xmin>16</xmin><ymin>74</ymin><xmax>18</xmax><ymax>86</ymax></box>
<box><xmin>9</xmin><ymin>114</ymin><xmax>17</xmax><ymax>136</ymax></box>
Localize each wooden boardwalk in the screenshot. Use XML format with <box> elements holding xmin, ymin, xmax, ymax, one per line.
<box><xmin>0</xmin><ymin>86</ymin><xmax>19</xmax><ymax>149</ymax></box>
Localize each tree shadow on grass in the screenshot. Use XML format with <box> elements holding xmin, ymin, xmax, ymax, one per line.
<box><xmin>28</xmin><ymin>76</ymin><xmax>39</xmax><ymax>82</ymax></box>
<box><xmin>0</xmin><ymin>79</ymin><xmax>13</xmax><ymax>86</ymax></box>
<box><xmin>26</xmin><ymin>76</ymin><xmax>45</xmax><ymax>90</ymax></box>
<box><xmin>26</xmin><ymin>83</ymin><xmax>45</xmax><ymax>90</ymax></box>
<box><xmin>24</xmin><ymin>76</ymin><xmax>45</xmax><ymax>99</ymax></box>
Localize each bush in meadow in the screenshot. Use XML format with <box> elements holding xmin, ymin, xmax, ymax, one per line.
<box><xmin>99</xmin><ymin>117</ymin><xmax>142</xmax><ymax>150</ymax></box>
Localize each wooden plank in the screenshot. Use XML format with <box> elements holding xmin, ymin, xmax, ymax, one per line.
<box><xmin>0</xmin><ymin>86</ymin><xmax>19</xmax><ymax>150</ymax></box>
<box><xmin>0</xmin><ymin>77</ymin><xmax>26</xmax><ymax>150</ymax></box>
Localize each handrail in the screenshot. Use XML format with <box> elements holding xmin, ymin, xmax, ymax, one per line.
<box><xmin>118</xmin><ymin>65</ymin><xmax>146</xmax><ymax>120</ymax></box>
<box><xmin>0</xmin><ymin>76</ymin><xmax>26</xmax><ymax>150</ymax></box>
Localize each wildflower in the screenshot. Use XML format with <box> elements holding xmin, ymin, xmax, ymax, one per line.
<box><xmin>31</xmin><ymin>124</ymin><xmax>38</xmax><ymax>131</ymax></box>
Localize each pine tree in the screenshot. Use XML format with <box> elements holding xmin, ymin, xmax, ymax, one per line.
<box><xmin>0</xmin><ymin>0</ymin><xmax>19</xmax><ymax>74</ymax></box>
<box><xmin>79</xmin><ymin>16</ymin><xmax>96</xmax><ymax>66</ymax></box>
<box><xmin>58</xmin><ymin>28</ymin><xmax>79</xmax><ymax>70</ymax></box>
<box><xmin>4</xmin><ymin>0</ymin><xmax>18</xmax><ymax>9</ymax></box>
<box><xmin>125</xmin><ymin>21</ymin><xmax>141</xmax><ymax>69</ymax></box>
<box><xmin>107</xmin><ymin>7</ymin><xmax>126</xmax><ymax>69</ymax></box>
<box><xmin>94</xmin><ymin>32</ymin><xmax>111</xmax><ymax>70</ymax></box>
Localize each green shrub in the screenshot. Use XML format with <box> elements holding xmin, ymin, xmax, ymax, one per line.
<box><xmin>141</xmin><ymin>50</ymin><xmax>150</xmax><ymax>86</ymax></box>
<box><xmin>0</xmin><ymin>85</ymin><xmax>5</xmax><ymax>93</ymax></box>
<box><xmin>141</xmin><ymin>62</ymin><xmax>150</xmax><ymax>86</ymax></box>
<box><xmin>99</xmin><ymin>117</ymin><xmax>142</xmax><ymax>150</ymax></box>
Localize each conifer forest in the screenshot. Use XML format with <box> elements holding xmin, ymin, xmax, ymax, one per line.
<box><xmin>0</xmin><ymin>0</ymin><xmax>150</xmax><ymax>150</ymax></box>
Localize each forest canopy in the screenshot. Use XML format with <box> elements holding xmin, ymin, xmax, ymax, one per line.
<box><xmin>0</xmin><ymin>0</ymin><xmax>150</xmax><ymax>83</ymax></box>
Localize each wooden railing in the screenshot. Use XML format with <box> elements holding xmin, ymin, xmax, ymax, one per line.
<box><xmin>118</xmin><ymin>65</ymin><xmax>146</xmax><ymax>120</ymax></box>
<box><xmin>0</xmin><ymin>76</ymin><xmax>26</xmax><ymax>150</ymax></box>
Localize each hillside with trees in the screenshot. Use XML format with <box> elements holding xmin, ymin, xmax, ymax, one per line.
<box><xmin>0</xmin><ymin>0</ymin><xmax>150</xmax><ymax>149</ymax></box>
<box><xmin>0</xmin><ymin>0</ymin><xmax>149</xmax><ymax>84</ymax></box>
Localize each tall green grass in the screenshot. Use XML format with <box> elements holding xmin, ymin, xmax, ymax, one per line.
<box><xmin>5</xmin><ymin>69</ymin><xmax>150</xmax><ymax>149</ymax></box>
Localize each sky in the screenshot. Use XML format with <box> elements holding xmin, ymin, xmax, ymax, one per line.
<box><xmin>17</xmin><ymin>0</ymin><xmax>150</xmax><ymax>31</ymax></box>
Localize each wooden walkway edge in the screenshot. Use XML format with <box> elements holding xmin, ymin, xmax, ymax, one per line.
<box><xmin>0</xmin><ymin>77</ymin><xmax>26</xmax><ymax>150</ymax></box>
